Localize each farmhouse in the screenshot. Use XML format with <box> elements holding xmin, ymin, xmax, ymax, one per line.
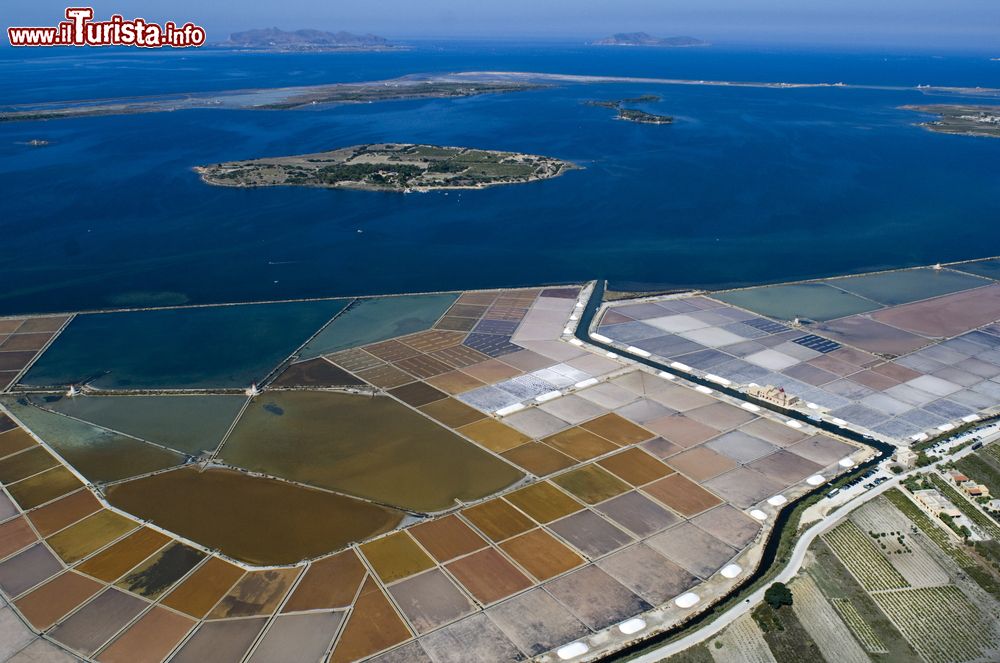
<box><xmin>913</xmin><ymin>489</ymin><xmax>962</xmax><ymax>518</ymax></box>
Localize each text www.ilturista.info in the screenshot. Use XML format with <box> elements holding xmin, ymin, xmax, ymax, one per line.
<box><xmin>7</xmin><ymin>7</ymin><xmax>206</xmax><ymax>48</ymax></box>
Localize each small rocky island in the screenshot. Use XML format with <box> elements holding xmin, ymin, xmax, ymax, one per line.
<box><xmin>585</xmin><ymin>96</ymin><xmax>674</xmax><ymax>124</ymax></box>
<box><xmin>904</xmin><ymin>104</ymin><xmax>1000</xmax><ymax>138</ymax></box>
<box><xmin>592</xmin><ymin>32</ymin><xmax>708</xmax><ymax>47</ymax></box>
<box><xmin>195</xmin><ymin>144</ymin><xmax>579</xmax><ymax>192</ymax></box>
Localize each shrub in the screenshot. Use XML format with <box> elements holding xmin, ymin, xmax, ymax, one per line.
<box><xmin>765</xmin><ymin>582</ymin><xmax>794</xmax><ymax>609</ymax></box>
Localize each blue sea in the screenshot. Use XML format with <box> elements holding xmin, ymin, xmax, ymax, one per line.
<box><xmin>1</xmin><ymin>42</ymin><xmax>999</xmax><ymax>315</ymax></box>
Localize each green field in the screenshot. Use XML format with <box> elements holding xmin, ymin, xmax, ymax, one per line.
<box><xmin>831</xmin><ymin>598</ymin><xmax>888</xmax><ymax>653</ymax></box>
<box><xmin>955</xmin><ymin>448</ymin><xmax>1000</xmax><ymax>500</ymax></box>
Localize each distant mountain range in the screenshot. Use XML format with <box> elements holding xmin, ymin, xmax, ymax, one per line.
<box><xmin>592</xmin><ymin>32</ymin><xmax>709</xmax><ymax>47</ymax></box>
<box><xmin>218</xmin><ymin>28</ymin><xmax>397</xmax><ymax>51</ymax></box>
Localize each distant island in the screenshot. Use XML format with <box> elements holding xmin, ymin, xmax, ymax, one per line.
<box><xmin>591</xmin><ymin>32</ymin><xmax>709</xmax><ymax>47</ymax></box>
<box><xmin>903</xmin><ymin>104</ymin><xmax>1000</xmax><ymax>138</ymax></box>
<box><xmin>617</xmin><ymin>108</ymin><xmax>674</xmax><ymax>124</ymax></box>
<box><xmin>217</xmin><ymin>28</ymin><xmax>399</xmax><ymax>52</ymax></box>
<box><xmin>584</xmin><ymin>96</ymin><xmax>673</xmax><ymax>124</ymax></box>
<box><xmin>195</xmin><ymin>144</ymin><xmax>579</xmax><ymax>192</ymax></box>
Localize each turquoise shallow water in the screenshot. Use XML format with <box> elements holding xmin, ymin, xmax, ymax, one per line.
<box><xmin>714</xmin><ymin>283</ymin><xmax>882</xmax><ymax>321</ymax></box>
<box><xmin>35</xmin><ymin>394</ymin><xmax>248</xmax><ymax>455</ymax></box>
<box><xmin>825</xmin><ymin>268</ymin><xmax>991</xmax><ymax>306</ymax></box>
<box><xmin>953</xmin><ymin>259</ymin><xmax>1000</xmax><ymax>281</ymax></box>
<box><xmin>20</xmin><ymin>299</ymin><xmax>349</xmax><ymax>389</ymax></box>
<box><xmin>714</xmin><ymin>265</ymin><xmax>994</xmax><ymax>319</ymax></box>
<box><xmin>1</xmin><ymin>44</ymin><xmax>999</xmax><ymax>315</ymax></box>
<box><xmin>3</xmin><ymin>398</ymin><xmax>185</xmax><ymax>483</ymax></box>
<box><xmin>298</xmin><ymin>293</ymin><xmax>458</xmax><ymax>359</ymax></box>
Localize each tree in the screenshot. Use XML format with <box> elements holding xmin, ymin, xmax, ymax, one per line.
<box><xmin>764</xmin><ymin>582</ymin><xmax>793</xmax><ymax>609</ymax></box>
<box><xmin>915</xmin><ymin>451</ymin><xmax>933</xmax><ymax>468</ymax></box>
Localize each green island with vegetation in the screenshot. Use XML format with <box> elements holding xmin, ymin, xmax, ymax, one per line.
<box><xmin>195</xmin><ymin>143</ymin><xmax>579</xmax><ymax>192</ymax></box>
<box><xmin>904</xmin><ymin>104</ymin><xmax>1000</xmax><ymax>138</ymax></box>
<box><xmin>584</xmin><ymin>95</ymin><xmax>674</xmax><ymax>124</ymax></box>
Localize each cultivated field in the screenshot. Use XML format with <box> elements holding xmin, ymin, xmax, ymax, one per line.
<box><xmin>883</xmin><ymin>488</ymin><xmax>976</xmax><ymax>566</ymax></box>
<box><xmin>709</xmin><ymin>614</ymin><xmax>776</xmax><ymax>663</ymax></box>
<box><xmin>831</xmin><ymin>598</ymin><xmax>888</xmax><ymax>654</ymax></box>
<box><xmin>850</xmin><ymin>500</ymin><xmax>949</xmax><ymax>588</ymax></box>
<box><xmin>822</xmin><ymin>520</ymin><xmax>910</xmax><ymax>592</ymax></box>
<box><xmin>791</xmin><ymin>575</ymin><xmax>870</xmax><ymax>663</ymax></box>
<box><xmin>885</xmin><ymin>488</ymin><xmax>1000</xmax><ymax>601</ymax></box>
<box><xmin>873</xmin><ymin>586</ymin><xmax>999</xmax><ymax>663</ymax></box>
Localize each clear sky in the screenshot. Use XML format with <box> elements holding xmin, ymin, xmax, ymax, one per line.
<box><xmin>7</xmin><ymin>0</ymin><xmax>1000</xmax><ymax>51</ymax></box>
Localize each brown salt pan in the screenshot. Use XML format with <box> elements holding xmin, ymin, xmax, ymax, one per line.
<box><xmin>97</xmin><ymin>605</ymin><xmax>195</xmax><ymax>663</ymax></box>
<box><xmin>160</xmin><ymin>556</ymin><xmax>245</xmax><ymax>619</ymax></box>
<box><xmin>552</xmin><ymin>465</ymin><xmax>630</xmax><ymax>505</ymax></box>
<box><xmin>418</xmin><ymin>397</ymin><xmax>485</xmax><ymax>428</ymax></box>
<box><xmin>580</xmin><ymin>413</ymin><xmax>653</xmax><ymax>446</ymax></box>
<box><xmin>461</xmin><ymin>499</ymin><xmax>534</xmax><ymax>542</ymax></box>
<box><xmin>45</xmin><ymin>509</ymin><xmax>137</xmax><ymax>564</ymax></box>
<box><xmin>408</xmin><ymin>515</ymin><xmax>488</xmax><ymax>563</ymax></box>
<box><xmin>7</xmin><ymin>466</ymin><xmax>82</xmax><ymax>510</ymax></box>
<box><xmin>0</xmin><ymin>446</ymin><xmax>59</xmax><ymax>484</ymax></box>
<box><xmin>445</xmin><ymin>548</ymin><xmax>532</xmax><ymax>605</ymax></box>
<box><xmin>457</xmin><ymin>419</ymin><xmax>530</xmax><ymax>453</ymax></box>
<box><xmin>208</xmin><ymin>567</ymin><xmax>301</xmax><ymax>619</ymax></box>
<box><xmin>75</xmin><ymin>527</ymin><xmax>170</xmax><ymax>582</ymax></box>
<box><xmin>329</xmin><ymin>576</ymin><xmax>412</xmax><ymax>663</ymax></box>
<box><xmin>643</xmin><ymin>474</ymin><xmax>722</xmax><ymax>516</ymax></box>
<box><xmin>14</xmin><ymin>571</ymin><xmax>102</xmax><ymax>630</ymax></box>
<box><xmin>542</xmin><ymin>427</ymin><xmax>617</xmax><ymax>462</ymax></box>
<box><xmin>106</xmin><ymin>466</ymin><xmax>402</xmax><ymax>565</ymax></box>
<box><xmin>503</xmin><ymin>482</ymin><xmax>582</xmax><ymax>524</ymax></box>
<box><xmin>0</xmin><ymin>429</ymin><xmax>36</xmax><ymax>458</ymax></box>
<box><xmin>282</xmin><ymin>549</ymin><xmax>366</xmax><ymax>612</ymax></box>
<box><xmin>501</xmin><ymin>443</ymin><xmax>575</xmax><ymax>476</ymax></box>
<box><xmin>26</xmin><ymin>489</ymin><xmax>101</xmax><ymax>537</ymax></box>
<box><xmin>0</xmin><ymin>516</ymin><xmax>36</xmax><ymax>559</ymax></box>
<box><xmin>500</xmin><ymin>529</ymin><xmax>583</xmax><ymax>581</ymax></box>
<box><xmin>360</xmin><ymin>532</ymin><xmax>435</xmax><ymax>584</ymax></box>
<box><xmin>596</xmin><ymin>447</ymin><xmax>674</xmax><ymax>486</ymax></box>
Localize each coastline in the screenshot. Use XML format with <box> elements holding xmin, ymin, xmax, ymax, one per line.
<box><xmin>6</xmin><ymin>70</ymin><xmax>1000</xmax><ymax>124</ymax></box>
